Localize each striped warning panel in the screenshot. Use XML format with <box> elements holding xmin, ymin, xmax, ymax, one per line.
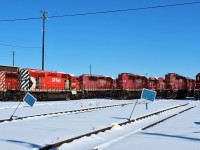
<box><xmin>18</xmin><ymin>69</ymin><xmax>29</xmax><ymax>91</ymax></box>
<box><xmin>0</xmin><ymin>72</ymin><xmax>5</xmax><ymax>91</ymax></box>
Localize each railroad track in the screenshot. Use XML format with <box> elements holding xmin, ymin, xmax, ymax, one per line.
<box><xmin>40</xmin><ymin>102</ymin><xmax>194</xmax><ymax>150</ymax></box>
<box><xmin>0</xmin><ymin>103</ymin><xmax>131</xmax><ymax>124</ymax></box>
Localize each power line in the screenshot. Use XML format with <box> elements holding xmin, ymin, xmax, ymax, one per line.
<box><xmin>0</xmin><ymin>43</ymin><xmax>41</xmax><ymax>49</ymax></box>
<box><xmin>48</xmin><ymin>1</ymin><xmax>200</xmax><ymax>19</ymax></box>
<box><xmin>0</xmin><ymin>1</ymin><xmax>199</xmax><ymax>23</ymax></box>
<box><xmin>0</xmin><ymin>1</ymin><xmax>199</xmax><ymax>49</ymax></box>
<box><xmin>0</xmin><ymin>17</ymin><xmax>41</xmax><ymax>23</ymax></box>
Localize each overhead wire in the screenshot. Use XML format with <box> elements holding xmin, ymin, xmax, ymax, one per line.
<box><xmin>0</xmin><ymin>43</ymin><xmax>41</xmax><ymax>49</ymax></box>
<box><xmin>48</xmin><ymin>1</ymin><xmax>200</xmax><ymax>19</ymax></box>
<box><xmin>0</xmin><ymin>1</ymin><xmax>200</xmax><ymax>48</ymax></box>
<box><xmin>0</xmin><ymin>1</ymin><xmax>200</xmax><ymax>23</ymax></box>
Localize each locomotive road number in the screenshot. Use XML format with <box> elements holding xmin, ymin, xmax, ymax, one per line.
<box><xmin>52</xmin><ymin>78</ymin><xmax>61</xmax><ymax>83</ymax></box>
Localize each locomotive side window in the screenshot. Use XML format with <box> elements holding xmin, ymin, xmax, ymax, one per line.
<box><xmin>89</xmin><ymin>76</ymin><xmax>97</xmax><ymax>81</ymax></box>
<box><xmin>36</xmin><ymin>77</ymin><xmax>40</xmax><ymax>88</ymax></box>
<box><xmin>65</xmin><ymin>80</ymin><xmax>69</xmax><ymax>90</ymax></box>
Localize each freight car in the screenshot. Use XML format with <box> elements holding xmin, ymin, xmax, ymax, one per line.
<box><xmin>162</xmin><ymin>73</ymin><xmax>187</xmax><ymax>99</ymax></box>
<box><xmin>114</xmin><ymin>73</ymin><xmax>148</xmax><ymax>99</ymax></box>
<box><xmin>194</xmin><ymin>73</ymin><xmax>200</xmax><ymax>100</ymax></box>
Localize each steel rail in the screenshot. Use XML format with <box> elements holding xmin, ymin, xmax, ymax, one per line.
<box><xmin>40</xmin><ymin>103</ymin><xmax>191</xmax><ymax>150</ymax></box>
<box><xmin>0</xmin><ymin>103</ymin><xmax>131</xmax><ymax>123</ymax></box>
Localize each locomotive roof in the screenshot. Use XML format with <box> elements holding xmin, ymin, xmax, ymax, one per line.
<box><xmin>0</xmin><ymin>71</ymin><xmax>18</xmax><ymax>74</ymax></box>
<box><xmin>166</xmin><ymin>73</ymin><xmax>193</xmax><ymax>79</ymax></box>
<box><xmin>119</xmin><ymin>73</ymin><xmax>146</xmax><ymax>77</ymax></box>
<box><xmin>21</xmin><ymin>68</ymin><xmax>71</xmax><ymax>75</ymax></box>
<box><xmin>0</xmin><ymin>65</ymin><xmax>19</xmax><ymax>72</ymax></box>
<box><xmin>196</xmin><ymin>73</ymin><xmax>200</xmax><ymax>76</ymax></box>
<box><xmin>80</xmin><ymin>74</ymin><xmax>114</xmax><ymax>79</ymax></box>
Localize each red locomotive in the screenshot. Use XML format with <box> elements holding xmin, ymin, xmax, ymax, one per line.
<box><xmin>0</xmin><ymin>65</ymin><xmax>198</xmax><ymax>101</ymax></box>
<box><xmin>148</xmin><ymin>77</ymin><xmax>158</xmax><ymax>91</ymax></box>
<box><xmin>78</xmin><ymin>74</ymin><xmax>114</xmax><ymax>98</ymax></box>
<box><xmin>162</xmin><ymin>73</ymin><xmax>187</xmax><ymax>99</ymax></box>
<box><xmin>0</xmin><ymin>71</ymin><xmax>18</xmax><ymax>100</ymax></box>
<box><xmin>115</xmin><ymin>73</ymin><xmax>148</xmax><ymax>99</ymax></box>
<box><xmin>18</xmin><ymin>68</ymin><xmax>78</xmax><ymax>100</ymax></box>
<box><xmin>194</xmin><ymin>73</ymin><xmax>200</xmax><ymax>99</ymax></box>
<box><xmin>157</xmin><ymin>77</ymin><xmax>166</xmax><ymax>90</ymax></box>
<box><xmin>157</xmin><ymin>77</ymin><xmax>166</xmax><ymax>96</ymax></box>
<box><xmin>187</xmin><ymin>78</ymin><xmax>195</xmax><ymax>97</ymax></box>
<box><xmin>0</xmin><ymin>65</ymin><xmax>19</xmax><ymax>100</ymax></box>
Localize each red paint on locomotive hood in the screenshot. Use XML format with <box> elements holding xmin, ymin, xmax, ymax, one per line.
<box><xmin>0</xmin><ymin>71</ymin><xmax>18</xmax><ymax>91</ymax></box>
<box><xmin>148</xmin><ymin>77</ymin><xmax>159</xmax><ymax>91</ymax></box>
<box><xmin>186</xmin><ymin>78</ymin><xmax>195</xmax><ymax>90</ymax></box>
<box><xmin>195</xmin><ymin>73</ymin><xmax>200</xmax><ymax>90</ymax></box>
<box><xmin>157</xmin><ymin>77</ymin><xmax>166</xmax><ymax>90</ymax></box>
<box><xmin>78</xmin><ymin>74</ymin><xmax>114</xmax><ymax>90</ymax></box>
<box><xmin>117</xmin><ymin>73</ymin><xmax>148</xmax><ymax>90</ymax></box>
<box><xmin>18</xmin><ymin>68</ymin><xmax>73</xmax><ymax>91</ymax></box>
<box><xmin>165</xmin><ymin>73</ymin><xmax>187</xmax><ymax>91</ymax></box>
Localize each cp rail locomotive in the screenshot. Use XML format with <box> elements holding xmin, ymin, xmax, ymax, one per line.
<box><xmin>0</xmin><ymin>65</ymin><xmax>198</xmax><ymax>101</ymax></box>
<box><xmin>194</xmin><ymin>73</ymin><xmax>200</xmax><ymax>99</ymax></box>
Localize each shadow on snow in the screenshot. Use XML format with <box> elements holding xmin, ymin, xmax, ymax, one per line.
<box><xmin>0</xmin><ymin>139</ymin><xmax>41</xmax><ymax>148</ymax></box>
<box><xmin>142</xmin><ymin>132</ymin><xmax>200</xmax><ymax>141</ymax></box>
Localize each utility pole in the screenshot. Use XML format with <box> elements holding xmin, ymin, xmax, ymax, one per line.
<box><xmin>90</xmin><ymin>65</ymin><xmax>92</xmax><ymax>75</ymax></box>
<box><xmin>12</xmin><ymin>51</ymin><xmax>15</xmax><ymax>66</ymax></box>
<box><xmin>41</xmin><ymin>11</ymin><xmax>48</xmax><ymax>71</ymax></box>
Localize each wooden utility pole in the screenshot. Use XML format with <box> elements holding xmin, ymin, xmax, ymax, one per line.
<box><xmin>41</xmin><ymin>11</ymin><xmax>48</xmax><ymax>71</ymax></box>
<box><xmin>12</xmin><ymin>51</ymin><xmax>15</xmax><ymax>66</ymax></box>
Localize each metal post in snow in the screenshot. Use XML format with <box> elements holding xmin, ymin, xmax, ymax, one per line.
<box><xmin>128</xmin><ymin>99</ymin><xmax>139</xmax><ymax>121</ymax></box>
<box><xmin>10</xmin><ymin>101</ymin><xmax>21</xmax><ymax>120</ymax></box>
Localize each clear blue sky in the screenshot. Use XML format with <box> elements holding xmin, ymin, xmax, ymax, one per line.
<box><xmin>0</xmin><ymin>0</ymin><xmax>199</xmax><ymax>79</ymax></box>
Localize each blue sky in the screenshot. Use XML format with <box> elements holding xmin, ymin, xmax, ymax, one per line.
<box><xmin>0</xmin><ymin>0</ymin><xmax>199</xmax><ymax>79</ymax></box>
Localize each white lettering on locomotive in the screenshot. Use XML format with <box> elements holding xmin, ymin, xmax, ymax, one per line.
<box><xmin>52</xmin><ymin>78</ymin><xmax>61</xmax><ymax>83</ymax></box>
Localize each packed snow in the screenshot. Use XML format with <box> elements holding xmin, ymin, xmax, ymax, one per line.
<box><xmin>0</xmin><ymin>98</ymin><xmax>199</xmax><ymax>150</ymax></box>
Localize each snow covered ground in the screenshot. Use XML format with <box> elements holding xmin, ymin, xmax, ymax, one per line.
<box><xmin>0</xmin><ymin>98</ymin><xmax>199</xmax><ymax>150</ymax></box>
